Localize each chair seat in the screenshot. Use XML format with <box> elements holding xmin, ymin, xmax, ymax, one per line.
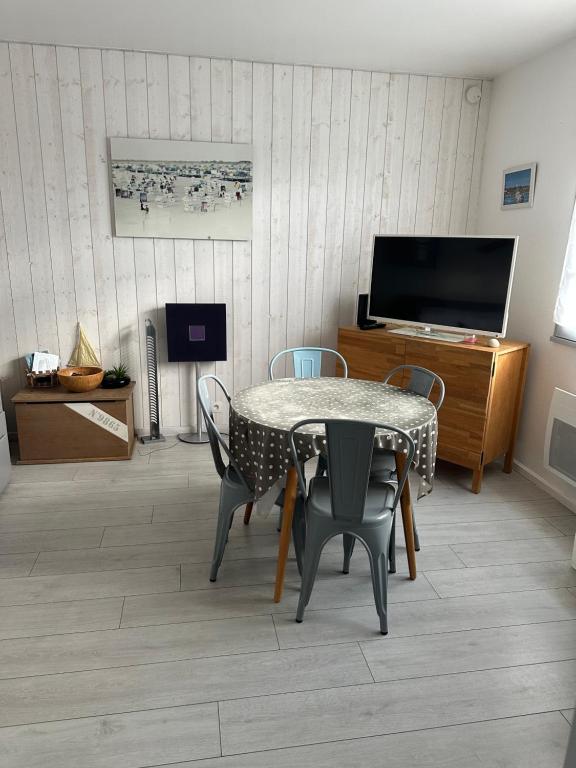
<box><xmin>370</xmin><ymin>448</ymin><xmax>397</xmax><ymax>484</ymax></box>
<box><xmin>307</xmin><ymin>476</ymin><xmax>395</xmax><ymax>525</ymax></box>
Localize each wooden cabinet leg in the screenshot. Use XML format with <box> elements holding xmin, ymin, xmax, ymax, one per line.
<box><xmin>395</xmin><ymin>452</ymin><xmax>417</xmax><ymax>580</ymax></box>
<box><xmin>503</xmin><ymin>451</ymin><xmax>514</xmax><ymax>474</ymax></box>
<box><xmin>472</xmin><ymin>466</ymin><xmax>484</xmax><ymax>494</ymax></box>
<box><xmin>274</xmin><ymin>466</ymin><xmax>298</xmax><ymax>603</ymax></box>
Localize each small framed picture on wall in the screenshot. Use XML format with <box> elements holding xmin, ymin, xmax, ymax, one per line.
<box><xmin>501</xmin><ymin>163</ymin><xmax>537</xmax><ymax>210</ymax></box>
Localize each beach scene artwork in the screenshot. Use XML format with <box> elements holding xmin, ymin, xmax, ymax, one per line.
<box><xmin>502</xmin><ymin>163</ymin><xmax>536</xmax><ymax>209</ymax></box>
<box><xmin>109</xmin><ymin>138</ymin><xmax>252</xmax><ymax>240</ymax></box>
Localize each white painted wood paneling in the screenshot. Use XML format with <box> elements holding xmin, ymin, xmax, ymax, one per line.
<box><xmin>0</xmin><ymin>42</ymin><xmax>491</xmax><ymax>431</ymax></box>
<box><xmin>10</xmin><ymin>44</ymin><xmax>60</xmax><ymax>357</ymax></box>
<box><xmin>0</xmin><ymin>43</ymin><xmax>38</xmax><ymax>362</ymax></box>
<box><xmin>449</xmin><ymin>79</ymin><xmax>482</xmax><ymax>234</ymax></box>
<box><xmin>269</xmin><ymin>64</ymin><xmax>293</xmax><ymax>370</ymax></box>
<box><xmin>432</xmin><ymin>77</ymin><xmax>463</xmax><ymax>234</ymax></box>
<box><xmin>79</xmin><ymin>48</ymin><xmax>120</xmax><ymax>369</ymax></box>
<box><xmin>286</xmin><ymin>65</ymin><xmax>312</xmax><ymax>352</ymax></box>
<box><xmin>338</xmin><ymin>69</ymin><xmax>371</xmax><ymax>322</ymax></box>
<box><xmin>357</xmin><ymin>72</ymin><xmax>389</xmax><ymax>296</ymax></box>
<box><xmin>56</xmin><ymin>46</ymin><xmax>100</xmax><ymax>357</ymax></box>
<box><xmin>33</xmin><ymin>44</ymin><xmax>78</xmax><ymax>366</ymax></box>
<box><xmin>320</xmin><ymin>68</ymin><xmax>352</xmax><ymax>353</ymax></box>
<box><xmin>250</xmin><ymin>62</ymin><xmax>273</xmax><ymax>386</ymax></box>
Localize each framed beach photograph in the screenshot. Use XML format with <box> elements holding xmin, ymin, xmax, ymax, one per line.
<box><xmin>501</xmin><ymin>163</ymin><xmax>537</xmax><ymax>210</ymax></box>
<box><xmin>109</xmin><ymin>137</ymin><xmax>252</xmax><ymax>240</ymax></box>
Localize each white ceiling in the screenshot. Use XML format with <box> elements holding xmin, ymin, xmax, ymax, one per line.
<box><xmin>2</xmin><ymin>0</ymin><xmax>576</xmax><ymax>77</ymax></box>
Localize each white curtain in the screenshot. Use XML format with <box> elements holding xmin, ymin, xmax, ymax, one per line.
<box><xmin>554</xmin><ymin>197</ymin><xmax>576</xmax><ymax>330</ymax></box>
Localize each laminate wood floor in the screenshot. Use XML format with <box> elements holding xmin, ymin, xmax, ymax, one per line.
<box><xmin>0</xmin><ymin>439</ymin><xmax>575</xmax><ymax>767</ymax></box>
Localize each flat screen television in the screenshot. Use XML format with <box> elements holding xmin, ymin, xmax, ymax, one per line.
<box><xmin>368</xmin><ymin>235</ymin><xmax>518</xmax><ymax>338</ymax></box>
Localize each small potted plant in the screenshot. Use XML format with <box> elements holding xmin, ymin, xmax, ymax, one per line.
<box><xmin>102</xmin><ymin>364</ymin><xmax>131</xmax><ymax>389</ymax></box>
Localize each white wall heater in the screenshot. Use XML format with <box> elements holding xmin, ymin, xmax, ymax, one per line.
<box><xmin>545</xmin><ymin>388</ymin><xmax>576</xmax><ymax>488</ymax></box>
<box><xmin>545</xmin><ymin>387</ymin><xmax>576</xmax><ymax>571</ymax></box>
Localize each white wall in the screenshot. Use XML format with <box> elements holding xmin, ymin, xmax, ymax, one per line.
<box><xmin>0</xmin><ymin>41</ymin><xmax>490</xmax><ymax>431</ymax></box>
<box><xmin>477</xmin><ymin>37</ymin><xmax>576</xmax><ymax>507</ymax></box>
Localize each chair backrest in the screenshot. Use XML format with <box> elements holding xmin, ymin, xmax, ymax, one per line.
<box><xmin>384</xmin><ymin>365</ymin><xmax>445</xmax><ymax>410</ymax></box>
<box><xmin>288</xmin><ymin>418</ymin><xmax>415</xmax><ymax>522</ymax></box>
<box><xmin>269</xmin><ymin>347</ymin><xmax>348</xmax><ymax>380</ymax></box>
<box><xmin>196</xmin><ymin>374</ymin><xmax>250</xmax><ymax>490</ymax></box>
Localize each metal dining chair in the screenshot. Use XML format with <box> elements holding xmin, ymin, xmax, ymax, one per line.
<box><xmin>197</xmin><ymin>374</ymin><xmax>255</xmax><ymax>582</ymax></box>
<box><xmin>268</xmin><ymin>347</ymin><xmax>348</xmax><ymax>380</ymax></box>
<box><xmin>269</xmin><ymin>347</ymin><xmax>349</xmax><ymax>527</ymax></box>
<box><xmin>290</xmin><ymin>418</ymin><xmax>415</xmax><ymax>634</ymax></box>
<box><xmin>373</xmin><ymin>364</ymin><xmax>445</xmax><ymax>569</ymax></box>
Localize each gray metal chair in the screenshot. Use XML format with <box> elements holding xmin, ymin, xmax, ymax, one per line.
<box><xmin>373</xmin><ymin>364</ymin><xmax>445</xmax><ymax>567</ymax></box>
<box><xmin>269</xmin><ymin>347</ymin><xmax>348</xmax><ymax>380</ymax></box>
<box><xmin>197</xmin><ymin>374</ymin><xmax>255</xmax><ymax>582</ymax></box>
<box><xmin>289</xmin><ymin>418</ymin><xmax>415</xmax><ymax>635</ymax></box>
<box><xmin>270</xmin><ymin>347</ymin><xmax>349</xmax><ymax>525</ymax></box>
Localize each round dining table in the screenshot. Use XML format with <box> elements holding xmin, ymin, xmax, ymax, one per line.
<box><xmin>229</xmin><ymin>377</ymin><xmax>438</xmax><ymax>602</ymax></box>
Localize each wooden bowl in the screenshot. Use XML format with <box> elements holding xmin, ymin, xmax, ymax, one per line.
<box><xmin>58</xmin><ymin>366</ymin><xmax>104</xmax><ymax>393</ymax></box>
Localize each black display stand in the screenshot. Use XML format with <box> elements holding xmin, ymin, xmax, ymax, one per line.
<box><xmin>165</xmin><ymin>303</ymin><xmax>227</xmax><ymax>444</ymax></box>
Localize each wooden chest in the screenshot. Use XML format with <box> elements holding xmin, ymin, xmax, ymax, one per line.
<box><xmin>337</xmin><ymin>326</ymin><xmax>530</xmax><ymax>493</ymax></box>
<box><xmin>12</xmin><ymin>384</ymin><xmax>136</xmax><ymax>464</ymax></box>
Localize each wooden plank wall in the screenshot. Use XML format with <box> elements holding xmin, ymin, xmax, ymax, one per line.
<box><xmin>0</xmin><ymin>42</ymin><xmax>491</xmax><ymax>430</ymax></box>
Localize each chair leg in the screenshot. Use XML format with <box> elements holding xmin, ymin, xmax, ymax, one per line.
<box><xmin>388</xmin><ymin>513</ymin><xmax>396</xmax><ymax>574</ymax></box>
<box><xmin>364</xmin><ymin>522</ymin><xmax>392</xmax><ymax>635</ymax></box>
<box><xmin>314</xmin><ymin>453</ymin><xmax>327</xmax><ymax>478</ymax></box>
<box><xmin>209</xmin><ymin>485</ymin><xmax>245</xmax><ymax>582</ymax></box>
<box><xmin>296</xmin><ymin>525</ymin><xmax>325</xmax><ymax>623</ymax></box>
<box><xmin>342</xmin><ymin>533</ymin><xmax>356</xmax><ymax>574</ymax></box>
<box><xmin>243</xmin><ymin>502</ymin><xmax>253</xmax><ymax>525</ymax></box>
<box><xmin>292</xmin><ymin>496</ymin><xmax>306</xmax><ymax>577</ymax></box>
<box><xmin>413</xmin><ymin>515</ymin><xmax>420</xmax><ymax>552</ymax></box>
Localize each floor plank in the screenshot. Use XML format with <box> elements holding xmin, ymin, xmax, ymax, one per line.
<box><xmin>0</xmin><ymin>527</ymin><xmax>104</xmax><ymax>554</ymax></box>
<box><xmin>426</xmin><ymin>561</ymin><xmax>576</xmax><ymax>598</ymax></box>
<box><xmin>451</xmin><ymin>536</ymin><xmax>573</xmax><ymax>566</ymax></box>
<box><xmin>0</xmin><ymin>553</ymin><xmax>37</xmax><ymax>578</ymax></box>
<box><xmin>273</xmin><ymin>588</ymin><xmax>576</xmax><ymax>647</ymax></box>
<box><xmin>0</xmin><ymin>616</ymin><xmax>279</xmax><ymax>678</ymax></box>
<box><xmin>218</xmin><ymin>660</ymin><xmax>576</xmax><ymax>755</ymax></box>
<box><xmin>161</xmin><ymin>712</ymin><xmax>570</xmax><ymax>768</ymax></box>
<box><xmin>0</xmin><ymin>598</ymin><xmax>124</xmax><ymax>640</ymax></box>
<box><xmin>0</xmin><ymin>566</ymin><xmax>180</xmax><ymax>606</ymax></box>
<box><xmin>416</xmin><ymin>518</ymin><xmax>564</xmax><ymax>545</ymax></box>
<box><xmin>548</xmin><ymin>516</ymin><xmax>576</xmax><ymax>535</ymax></box>
<box><xmin>360</xmin><ymin>619</ymin><xmax>576</xmax><ymax>680</ymax></box>
<box><xmin>0</xmin><ymin>702</ymin><xmax>220</xmax><ymax>767</ymax></box>
<box><xmin>122</xmin><ymin>574</ymin><xmax>438</xmax><ymax>628</ymax></box>
<box><xmin>0</xmin><ymin>506</ymin><xmax>152</xmax><ymax>532</ymax></box>
<box><xmin>31</xmin><ymin>534</ymin><xmax>286</xmax><ymax>576</ymax></box>
<box><xmin>0</xmin><ymin>486</ymin><xmax>216</xmax><ymax>513</ymax></box>
<box><xmin>0</xmin><ymin>644</ymin><xmax>372</xmax><ymax>728</ymax></box>
<box><xmin>414</xmin><ymin>498</ymin><xmax>572</xmax><ymax>523</ymax></box>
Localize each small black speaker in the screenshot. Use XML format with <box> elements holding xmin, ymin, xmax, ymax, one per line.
<box><xmin>356</xmin><ymin>294</ymin><xmax>385</xmax><ymax>331</ymax></box>
<box><xmin>357</xmin><ymin>294</ymin><xmax>369</xmax><ymax>327</ymax></box>
<box><xmin>165</xmin><ymin>303</ymin><xmax>227</xmax><ymax>362</ymax></box>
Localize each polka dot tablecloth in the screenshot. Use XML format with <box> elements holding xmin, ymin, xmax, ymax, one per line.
<box><xmin>229</xmin><ymin>377</ymin><xmax>438</xmax><ymax>500</ymax></box>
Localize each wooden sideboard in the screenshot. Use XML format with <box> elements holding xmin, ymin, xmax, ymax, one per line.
<box><xmin>337</xmin><ymin>326</ymin><xmax>530</xmax><ymax>492</ymax></box>
<box><xmin>13</xmin><ymin>384</ymin><xmax>136</xmax><ymax>464</ymax></box>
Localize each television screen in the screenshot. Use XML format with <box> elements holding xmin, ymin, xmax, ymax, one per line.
<box><xmin>368</xmin><ymin>236</ymin><xmax>517</xmax><ymax>335</ymax></box>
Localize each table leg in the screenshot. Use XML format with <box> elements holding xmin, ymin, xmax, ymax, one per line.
<box><xmin>395</xmin><ymin>452</ymin><xmax>417</xmax><ymax>580</ymax></box>
<box><xmin>274</xmin><ymin>466</ymin><xmax>298</xmax><ymax>603</ymax></box>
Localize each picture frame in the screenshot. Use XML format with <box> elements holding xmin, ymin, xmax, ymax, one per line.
<box><xmin>501</xmin><ymin>162</ymin><xmax>537</xmax><ymax>210</ymax></box>
<box><xmin>108</xmin><ymin>137</ymin><xmax>252</xmax><ymax>240</ymax></box>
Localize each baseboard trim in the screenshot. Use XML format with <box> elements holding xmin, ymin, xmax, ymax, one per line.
<box><xmin>513</xmin><ymin>459</ymin><xmax>576</xmax><ymax>514</ymax></box>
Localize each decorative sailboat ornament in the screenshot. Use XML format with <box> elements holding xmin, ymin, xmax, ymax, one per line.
<box><xmin>68</xmin><ymin>324</ymin><xmax>101</xmax><ymax>367</ymax></box>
